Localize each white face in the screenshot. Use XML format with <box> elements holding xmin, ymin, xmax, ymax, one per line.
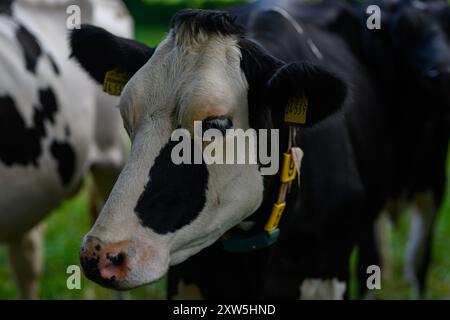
<box><xmin>82</xmin><ymin>27</ymin><xmax>264</xmax><ymax>289</ymax></box>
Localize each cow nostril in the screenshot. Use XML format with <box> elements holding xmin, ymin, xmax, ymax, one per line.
<box><xmin>106</xmin><ymin>252</ymin><xmax>126</xmax><ymax>266</ymax></box>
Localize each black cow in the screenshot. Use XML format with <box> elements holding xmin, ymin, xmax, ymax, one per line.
<box><xmin>322</xmin><ymin>0</ymin><xmax>450</xmax><ymax>299</ymax></box>
<box><xmin>70</xmin><ymin>6</ymin><xmax>377</xmax><ymax>299</ymax></box>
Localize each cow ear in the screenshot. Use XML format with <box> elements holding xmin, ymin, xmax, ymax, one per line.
<box><xmin>70</xmin><ymin>24</ymin><xmax>155</xmax><ymax>85</ymax></box>
<box><xmin>266</xmin><ymin>61</ymin><xmax>347</xmax><ymax>127</ymax></box>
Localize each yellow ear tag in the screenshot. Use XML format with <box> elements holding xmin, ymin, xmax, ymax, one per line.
<box><xmin>280</xmin><ymin>152</ymin><xmax>297</xmax><ymax>183</ymax></box>
<box><xmin>103</xmin><ymin>69</ymin><xmax>129</xmax><ymax>96</ymax></box>
<box><xmin>284</xmin><ymin>96</ymin><xmax>308</xmax><ymax>124</ymax></box>
<box><xmin>264</xmin><ymin>202</ymin><xmax>286</xmax><ymax>232</ymax></box>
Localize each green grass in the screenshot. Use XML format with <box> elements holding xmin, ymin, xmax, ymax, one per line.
<box><xmin>0</xmin><ymin>181</ymin><xmax>167</xmax><ymax>300</ymax></box>
<box><xmin>135</xmin><ymin>25</ymin><xmax>169</xmax><ymax>46</ymax></box>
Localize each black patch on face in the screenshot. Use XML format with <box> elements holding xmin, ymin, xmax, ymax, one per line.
<box><xmin>0</xmin><ymin>95</ymin><xmax>41</xmax><ymax>166</ymax></box>
<box><xmin>0</xmin><ymin>0</ymin><xmax>13</xmax><ymax>16</ymax></box>
<box><xmin>16</xmin><ymin>24</ymin><xmax>42</xmax><ymax>74</ymax></box>
<box><xmin>135</xmin><ymin>140</ymin><xmax>208</xmax><ymax>234</ymax></box>
<box><xmin>50</xmin><ymin>140</ymin><xmax>76</xmax><ymax>186</ymax></box>
<box><xmin>171</xmin><ymin>9</ymin><xmax>244</xmax><ymax>37</ymax></box>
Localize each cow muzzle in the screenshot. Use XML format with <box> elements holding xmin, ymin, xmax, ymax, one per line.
<box><xmin>80</xmin><ymin>236</ymin><xmax>131</xmax><ymax>289</ymax></box>
<box><xmin>79</xmin><ymin>235</ymin><xmax>169</xmax><ymax>290</ymax></box>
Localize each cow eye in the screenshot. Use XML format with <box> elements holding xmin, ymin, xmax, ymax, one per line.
<box><xmin>202</xmin><ymin>116</ymin><xmax>233</xmax><ymax>135</ymax></box>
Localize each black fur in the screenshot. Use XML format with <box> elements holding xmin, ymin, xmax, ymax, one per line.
<box><xmin>328</xmin><ymin>0</ymin><xmax>450</xmax><ymax>297</ymax></box>
<box><xmin>33</xmin><ymin>88</ymin><xmax>58</xmax><ymax>137</ymax></box>
<box><xmin>238</xmin><ymin>38</ymin><xmax>283</xmax><ymax>131</ymax></box>
<box><xmin>0</xmin><ymin>0</ymin><xmax>13</xmax><ymax>16</ymax></box>
<box><xmin>47</xmin><ymin>53</ymin><xmax>60</xmax><ymax>75</ymax></box>
<box><xmin>266</xmin><ymin>61</ymin><xmax>347</xmax><ymax>127</ymax></box>
<box><xmin>135</xmin><ymin>140</ymin><xmax>208</xmax><ymax>234</ymax></box>
<box><xmin>0</xmin><ymin>95</ymin><xmax>42</xmax><ymax>166</ymax></box>
<box><xmin>0</xmin><ymin>88</ymin><xmax>61</xmax><ymax>168</ymax></box>
<box><xmin>70</xmin><ymin>25</ymin><xmax>154</xmax><ymax>84</ymax></box>
<box><xmin>170</xmin><ymin>9</ymin><xmax>244</xmax><ymax>37</ymax></box>
<box><xmin>16</xmin><ymin>24</ymin><xmax>42</xmax><ymax>74</ymax></box>
<box><xmin>50</xmin><ymin>140</ymin><xmax>76</xmax><ymax>186</ymax></box>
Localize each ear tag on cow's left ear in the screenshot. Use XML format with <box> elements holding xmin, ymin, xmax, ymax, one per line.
<box><xmin>103</xmin><ymin>69</ymin><xmax>129</xmax><ymax>96</ymax></box>
<box><xmin>284</xmin><ymin>96</ymin><xmax>308</xmax><ymax>124</ymax></box>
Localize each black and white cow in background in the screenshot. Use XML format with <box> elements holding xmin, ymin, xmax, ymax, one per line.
<box><xmin>0</xmin><ymin>0</ymin><xmax>131</xmax><ymax>299</ymax></box>
<box><xmin>324</xmin><ymin>0</ymin><xmax>450</xmax><ymax>298</ymax></box>
<box><xmin>70</xmin><ymin>6</ymin><xmax>380</xmax><ymax>299</ymax></box>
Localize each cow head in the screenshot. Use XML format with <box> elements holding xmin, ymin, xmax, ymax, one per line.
<box><xmin>70</xmin><ymin>9</ymin><xmax>346</xmax><ymax>290</ymax></box>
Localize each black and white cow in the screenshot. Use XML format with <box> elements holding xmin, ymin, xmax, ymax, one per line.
<box><xmin>71</xmin><ymin>7</ymin><xmax>378</xmax><ymax>299</ymax></box>
<box><xmin>325</xmin><ymin>0</ymin><xmax>450</xmax><ymax>298</ymax></box>
<box><xmin>0</xmin><ymin>0</ymin><xmax>131</xmax><ymax>299</ymax></box>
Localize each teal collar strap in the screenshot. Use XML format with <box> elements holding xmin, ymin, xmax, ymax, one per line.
<box><xmin>221</xmin><ymin>228</ymin><xmax>280</xmax><ymax>253</ymax></box>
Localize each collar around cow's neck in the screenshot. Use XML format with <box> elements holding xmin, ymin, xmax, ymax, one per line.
<box><xmin>221</xmin><ymin>125</ymin><xmax>303</xmax><ymax>252</ymax></box>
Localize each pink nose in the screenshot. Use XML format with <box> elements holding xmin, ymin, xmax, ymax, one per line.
<box><xmin>80</xmin><ymin>236</ymin><xmax>129</xmax><ymax>288</ymax></box>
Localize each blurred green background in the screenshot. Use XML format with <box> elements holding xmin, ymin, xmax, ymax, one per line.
<box><xmin>0</xmin><ymin>0</ymin><xmax>449</xmax><ymax>299</ymax></box>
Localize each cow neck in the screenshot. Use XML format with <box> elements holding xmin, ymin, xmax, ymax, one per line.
<box><xmin>268</xmin><ymin>6</ymin><xmax>323</xmax><ymax>61</ymax></box>
<box><xmin>221</xmin><ymin>123</ymin><xmax>302</xmax><ymax>253</ymax></box>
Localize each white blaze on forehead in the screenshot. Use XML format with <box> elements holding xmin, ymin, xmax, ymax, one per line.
<box><xmin>119</xmin><ymin>29</ymin><xmax>249</xmax><ymax>136</ymax></box>
<box><xmin>177</xmin><ymin>37</ymin><xmax>248</xmax><ymax>130</ymax></box>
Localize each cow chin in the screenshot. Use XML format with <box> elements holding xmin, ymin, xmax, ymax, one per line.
<box><xmin>101</xmin><ymin>264</ymin><xmax>169</xmax><ymax>291</ymax></box>
<box><xmin>169</xmin><ymin>232</ymin><xmax>222</xmax><ymax>266</ymax></box>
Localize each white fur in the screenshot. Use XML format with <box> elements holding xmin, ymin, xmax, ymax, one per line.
<box><xmin>381</xmin><ymin>192</ymin><xmax>437</xmax><ymax>299</ymax></box>
<box><xmin>300</xmin><ymin>278</ymin><xmax>347</xmax><ymax>300</ymax></box>
<box><xmin>405</xmin><ymin>192</ymin><xmax>436</xmax><ymax>299</ymax></box>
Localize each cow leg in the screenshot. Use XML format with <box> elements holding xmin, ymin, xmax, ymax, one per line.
<box><xmin>6</xmin><ymin>223</ymin><xmax>44</xmax><ymax>299</ymax></box>
<box><xmin>357</xmin><ymin>215</ymin><xmax>380</xmax><ymax>299</ymax></box>
<box><xmin>374</xmin><ymin>212</ymin><xmax>394</xmax><ymax>281</ymax></box>
<box><xmin>300</xmin><ymin>278</ymin><xmax>348</xmax><ymax>300</ymax></box>
<box><xmin>170</xmin><ymin>279</ymin><xmax>205</xmax><ymax>300</ymax></box>
<box><xmin>404</xmin><ymin>192</ymin><xmax>436</xmax><ymax>299</ymax></box>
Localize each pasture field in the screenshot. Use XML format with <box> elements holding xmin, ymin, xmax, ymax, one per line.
<box><xmin>0</xmin><ymin>0</ymin><xmax>449</xmax><ymax>300</ymax></box>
